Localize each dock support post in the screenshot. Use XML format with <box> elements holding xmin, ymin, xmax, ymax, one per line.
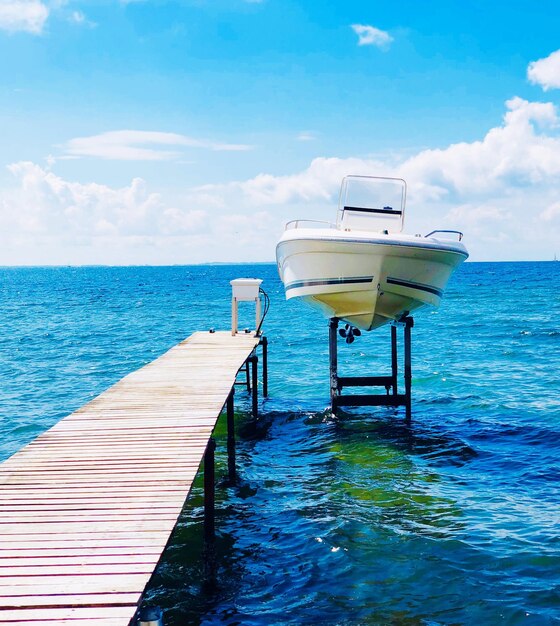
<box><xmin>261</xmin><ymin>336</ymin><xmax>268</xmax><ymax>397</ymax></box>
<box><xmin>226</xmin><ymin>389</ymin><xmax>236</xmax><ymax>484</ymax></box>
<box><xmin>391</xmin><ymin>325</ymin><xmax>398</xmax><ymax>398</ymax></box>
<box><xmin>404</xmin><ymin>317</ymin><xmax>413</xmax><ymax>423</ymax></box>
<box><xmin>329</xmin><ymin>318</ymin><xmax>339</xmax><ymax>412</ymax></box>
<box><xmin>204</xmin><ymin>437</ymin><xmax>216</xmax><ymax>543</ymax></box>
<box><xmin>250</xmin><ymin>354</ymin><xmax>259</xmax><ymax>418</ymax></box>
<box><xmin>245</xmin><ymin>361</ymin><xmax>251</xmax><ymax>392</ymax></box>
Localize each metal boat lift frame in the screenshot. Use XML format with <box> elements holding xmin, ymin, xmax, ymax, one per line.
<box><xmin>329</xmin><ymin>316</ymin><xmax>414</xmax><ymax>421</ymax></box>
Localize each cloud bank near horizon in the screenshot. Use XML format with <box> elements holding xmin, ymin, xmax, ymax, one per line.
<box><xmin>2</xmin><ymin>94</ymin><xmax>560</xmax><ymax>264</ymax></box>
<box><xmin>5</xmin><ymin>38</ymin><xmax>560</xmax><ymax>264</ymax></box>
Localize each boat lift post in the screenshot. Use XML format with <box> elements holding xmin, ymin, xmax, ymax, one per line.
<box><xmin>260</xmin><ymin>335</ymin><xmax>268</xmax><ymax>398</ymax></box>
<box><xmin>328</xmin><ymin>316</ymin><xmax>413</xmax><ymax>422</ymax></box>
<box><xmin>404</xmin><ymin>317</ymin><xmax>413</xmax><ymax>421</ymax></box>
<box><xmin>391</xmin><ymin>325</ymin><xmax>398</xmax><ymax>399</ymax></box>
<box><xmin>329</xmin><ymin>318</ymin><xmax>339</xmax><ymax>412</ymax></box>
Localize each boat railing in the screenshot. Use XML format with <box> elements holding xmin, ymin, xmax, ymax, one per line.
<box><xmin>285</xmin><ymin>220</ymin><xmax>337</xmax><ymax>230</ymax></box>
<box><xmin>425</xmin><ymin>229</ymin><xmax>464</xmax><ymax>242</ymax></box>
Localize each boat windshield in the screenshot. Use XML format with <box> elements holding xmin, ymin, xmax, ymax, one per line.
<box><xmin>337</xmin><ymin>175</ymin><xmax>406</xmax><ymax>233</ymax></box>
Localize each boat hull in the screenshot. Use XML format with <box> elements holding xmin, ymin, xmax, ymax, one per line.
<box><xmin>276</xmin><ymin>230</ymin><xmax>468</xmax><ymax>330</ymax></box>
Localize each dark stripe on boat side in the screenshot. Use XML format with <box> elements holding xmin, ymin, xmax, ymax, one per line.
<box><xmin>344</xmin><ymin>206</ymin><xmax>402</xmax><ymax>216</ymax></box>
<box><xmin>286</xmin><ymin>276</ymin><xmax>374</xmax><ymax>291</ymax></box>
<box><xmin>386</xmin><ymin>277</ymin><xmax>443</xmax><ymax>297</ymax></box>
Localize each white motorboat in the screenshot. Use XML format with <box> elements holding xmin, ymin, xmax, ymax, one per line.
<box><xmin>276</xmin><ymin>175</ymin><xmax>468</xmax><ymax>331</ymax></box>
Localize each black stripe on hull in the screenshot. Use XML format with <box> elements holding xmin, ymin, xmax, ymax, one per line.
<box><xmin>386</xmin><ymin>277</ymin><xmax>443</xmax><ymax>298</ymax></box>
<box><xmin>285</xmin><ymin>276</ymin><xmax>374</xmax><ymax>291</ymax></box>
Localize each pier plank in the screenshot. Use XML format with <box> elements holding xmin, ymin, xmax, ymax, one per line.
<box><xmin>0</xmin><ymin>331</ymin><xmax>261</xmax><ymax>624</ymax></box>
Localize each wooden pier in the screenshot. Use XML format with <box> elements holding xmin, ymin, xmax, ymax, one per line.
<box><xmin>0</xmin><ymin>330</ymin><xmax>265</xmax><ymax>626</ymax></box>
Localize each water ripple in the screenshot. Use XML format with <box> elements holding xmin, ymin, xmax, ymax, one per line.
<box><xmin>1</xmin><ymin>263</ymin><xmax>559</xmax><ymax>625</ymax></box>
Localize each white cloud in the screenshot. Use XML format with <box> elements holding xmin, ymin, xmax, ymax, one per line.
<box><xmin>70</xmin><ymin>10</ymin><xmax>84</xmax><ymax>23</ymax></box>
<box><xmin>179</xmin><ymin>96</ymin><xmax>560</xmax><ymax>261</ymax></box>
<box><xmin>0</xmin><ymin>161</ymin><xmax>275</xmax><ymax>264</ymax></box>
<box><xmin>351</xmin><ymin>24</ymin><xmax>393</xmax><ymax>49</ymax></box>
<box><xmin>69</xmin><ymin>10</ymin><xmax>95</xmax><ymax>27</ymax></box>
<box><xmin>4</xmin><ymin>161</ymin><xmax>165</xmax><ymax>238</ymax></box>
<box><xmin>4</xmin><ymin>97</ymin><xmax>560</xmax><ymax>263</ymax></box>
<box><xmin>297</xmin><ymin>131</ymin><xmax>316</xmax><ymax>142</ymax></box>
<box><xmin>540</xmin><ymin>200</ymin><xmax>560</xmax><ymax>221</ymax></box>
<box><xmin>398</xmin><ymin>97</ymin><xmax>560</xmax><ymax>198</ymax></box>
<box><xmin>528</xmin><ymin>49</ymin><xmax>560</xmax><ymax>91</ymax></box>
<box><xmin>0</xmin><ymin>1</ymin><xmax>49</xmax><ymax>34</ymax></box>
<box><xmin>63</xmin><ymin>130</ymin><xmax>253</xmax><ymax>161</ymax></box>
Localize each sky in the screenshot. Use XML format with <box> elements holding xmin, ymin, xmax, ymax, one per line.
<box><xmin>1</xmin><ymin>0</ymin><xmax>560</xmax><ymax>264</ymax></box>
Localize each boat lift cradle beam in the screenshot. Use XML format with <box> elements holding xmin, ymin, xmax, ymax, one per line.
<box><xmin>328</xmin><ymin>317</ymin><xmax>413</xmax><ymax>421</ymax></box>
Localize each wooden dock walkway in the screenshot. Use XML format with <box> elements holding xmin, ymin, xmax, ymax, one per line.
<box><xmin>0</xmin><ymin>331</ymin><xmax>262</xmax><ymax>626</ymax></box>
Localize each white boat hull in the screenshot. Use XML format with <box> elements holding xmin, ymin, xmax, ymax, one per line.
<box><xmin>276</xmin><ymin>229</ymin><xmax>468</xmax><ymax>330</ymax></box>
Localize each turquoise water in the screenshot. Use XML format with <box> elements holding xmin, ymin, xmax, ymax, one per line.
<box><xmin>0</xmin><ymin>263</ymin><xmax>559</xmax><ymax>625</ymax></box>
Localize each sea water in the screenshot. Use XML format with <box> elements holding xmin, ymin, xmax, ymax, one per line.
<box><xmin>0</xmin><ymin>262</ymin><xmax>559</xmax><ymax>625</ymax></box>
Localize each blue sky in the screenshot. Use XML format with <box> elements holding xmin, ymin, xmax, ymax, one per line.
<box><xmin>1</xmin><ymin>0</ymin><xmax>560</xmax><ymax>264</ymax></box>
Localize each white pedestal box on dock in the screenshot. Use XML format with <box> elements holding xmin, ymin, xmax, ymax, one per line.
<box><xmin>231</xmin><ymin>278</ymin><xmax>263</xmax><ymax>335</ymax></box>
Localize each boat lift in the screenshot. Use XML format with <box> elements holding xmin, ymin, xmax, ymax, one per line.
<box><xmin>328</xmin><ymin>316</ymin><xmax>413</xmax><ymax>422</ymax></box>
